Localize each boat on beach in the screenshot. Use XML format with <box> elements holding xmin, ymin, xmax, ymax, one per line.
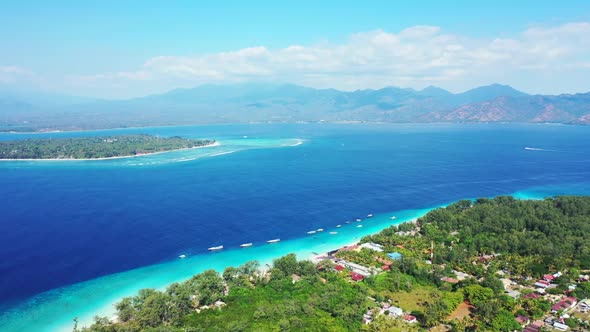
<box><xmin>240</xmin><ymin>243</ymin><xmax>253</xmax><ymax>248</ymax></box>
<box><xmin>267</xmin><ymin>239</ymin><xmax>280</xmax><ymax>243</ymax></box>
<box><xmin>208</xmin><ymin>245</ymin><xmax>224</xmax><ymax>251</ymax></box>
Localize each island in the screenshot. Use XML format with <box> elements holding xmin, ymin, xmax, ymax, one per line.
<box><xmin>0</xmin><ymin>134</ymin><xmax>216</xmax><ymax>160</ymax></box>
<box><xmin>77</xmin><ymin>196</ymin><xmax>590</xmax><ymax>332</ymax></box>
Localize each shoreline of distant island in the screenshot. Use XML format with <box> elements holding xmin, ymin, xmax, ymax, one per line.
<box><xmin>0</xmin><ymin>141</ymin><xmax>219</xmax><ymax>161</ymax></box>
<box><xmin>0</xmin><ymin>135</ymin><xmax>218</xmax><ymax>161</ymax></box>
<box><xmin>0</xmin><ymin>120</ymin><xmax>584</xmax><ymax>134</ymax></box>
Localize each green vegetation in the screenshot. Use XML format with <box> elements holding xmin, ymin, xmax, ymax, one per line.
<box><xmin>77</xmin><ymin>196</ymin><xmax>590</xmax><ymax>331</ymax></box>
<box><xmin>0</xmin><ymin>134</ymin><xmax>214</xmax><ymax>159</ymax></box>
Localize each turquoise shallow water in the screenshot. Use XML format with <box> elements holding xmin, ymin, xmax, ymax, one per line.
<box><xmin>0</xmin><ymin>123</ymin><xmax>589</xmax><ymax>331</ymax></box>
<box><xmin>4</xmin><ymin>207</ymin><xmax>434</xmax><ymax>332</ymax></box>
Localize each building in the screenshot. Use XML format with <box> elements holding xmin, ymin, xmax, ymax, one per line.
<box><xmin>441</xmin><ymin>277</ymin><xmax>459</xmax><ymax>284</ymax></box>
<box><xmin>386</xmin><ymin>305</ymin><xmax>403</xmax><ymax>317</ymax></box>
<box><xmin>551</xmin><ymin>297</ymin><xmax>577</xmax><ymax>313</ymax></box>
<box><xmin>523</xmin><ymin>320</ymin><xmax>544</xmax><ymax>332</ymax></box>
<box><xmin>553</xmin><ymin>321</ymin><xmax>569</xmax><ymax>331</ymax></box>
<box><xmin>403</xmin><ymin>314</ymin><xmax>417</xmax><ymax>323</ymax></box>
<box><xmin>337</xmin><ymin>259</ymin><xmax>373</xmax><ymax>276</ymax></box>
<box><xmin>516</xmin><ymin>315</ymin><xmax>530</xmax><ymax>326</ymax></box>
<box><xmin>523</xmin><ymin>292</ymin><xmax>540</xmax><ymax>300</ymax></box>
<box><xmin>387</xmin><ymin>252</ymin><xmax>402</xmax><ymax>260</ymax></box>
<box><xmin>350</xmin><ymin>271</ymin><xmax>364</xmax><ymax>281</ymax></box>
<box><xmin>506</xmin><ymin>290</ymin><xmax>521</xmax><ymax>299</ymax></box>
<box><xmin>360</xmin><ymin>242</ymin><xmax>384</xmax><ymax>252</ymax></box>
<box><xmin>534</xmin><ymin>280</ymin><xmax>551</xmax><ymax>288</ymax></box>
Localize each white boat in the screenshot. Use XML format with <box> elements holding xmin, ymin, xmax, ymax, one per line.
<box><xmin>240</xmin><ymin>243</ymin><xmax>253</xmax><ymax>248</ymax></box>
<box><xmin>267</xmin><ymin>239</ymin><xmax>280</xmax><ymax>243</ymax></box>
<box><xmin>356</xmin><ymin>218</ymin><xmax>362</xmax><ymax>222</ymax></box>
<box><xmin>336</xmin><ymin>224</ymin><xmax>342</xmax><ymax>228</ymax></box>
<box><xmin>367</xmin><ymin>214</ymin><xmax>373</xmax><ymax>218</ymax></box>
<box><xmin>208</xmin><ymin>245</ymin><xmax>224</xmax><ymax>251</ymax></box>
<box><xmin>357</xmin><ymin>224</ymin><xmax>363</xmax><ymax>228</ymax></box>
<box><xmin>178</xmin><ymin>254</ymin><xmax>187</xmax><ymax>259</ymax></box>
<box><xmin>316</xmin><ymin>228</ymin><xmax>324</xmax><ymax>232</ymax></box>
<box><xmin>307</xmin><ymin>230</ymin><xmax>317</xmax><ymax>235</ymax></box>
<box><xmin>390</xmin><ymin>216</ymin><xmax>397</xmax><ymax>220</ymax></box>
<box><xmin>345</xmin><ymin>221</ymin><xmax>351</xmax><ymax>224</ymax></box>
<box><xmin>329</xmin><ymin>231</ymin><xmax>338</xmax><ymax>235</ymax></box>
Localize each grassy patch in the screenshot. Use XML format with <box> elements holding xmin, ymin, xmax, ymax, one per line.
<box><xmin>388</xmin><ymin>285</ymin><xmax>437</xmax><ymax>313</ymax></box>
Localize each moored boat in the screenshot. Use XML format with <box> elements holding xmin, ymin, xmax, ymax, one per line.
<box><xmin>336</xmin><ymin>224</ymin><xmax>342</xmax><ymax>228</ymax></box>
<box><xmin>240</xmin><ymin>243</ymin><xmax>253</xmax><ymax>248</ymax></box>
<box><xmin>316</xmin><ymin>228</ymin><xmax>324</xmax><ymax>232</ymax></box>
<box><xmin>357</xmin><ymin>224</ymin><xmax>363</xmax><ymax>228</ymax></box>
<box><xmin>390</xmin><ymin>216</ymin><xmax>397</xmax><ymax>220</ymax></box>
<box><xmin>307</xmin><ymin>230</ymin><xmax>317</xmax><ymax>235</ymax></box>
<box><xmin>267</xmin><ymin>239</ymin><xmax>280</xmax><ymax>243</ymax></box>
<box><xmin>329</xmin><ymin>231</ymin><xmax>338</xmax><ymax>235</ymax></box>
<box><xmin>367</xmin><ymin>214</ymin><xmax>373</xmax><ymax>218</ymax></box>
<box><xmin>208</xmin><ymin>245</ymin><xmax>224</xmax><ymax>251</ymax></box>
<box><xmin>356</xmin><ymin>218</ymin><xmax>362</xmax><ymax>222</ymax></box>
<box><xmin>178</xmin><ymin>254</ymin><xmax>187</xmax><ymax>259</ymax></box>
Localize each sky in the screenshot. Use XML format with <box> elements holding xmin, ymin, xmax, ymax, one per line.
<box><xmin>1</xmin><ymin>0</ymin><xmax>590</xmax><ymax>99</ymax></box>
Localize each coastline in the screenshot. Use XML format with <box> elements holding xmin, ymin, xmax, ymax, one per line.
<box><xmin>0</xmin><ymin>205</ymin><xmax>436</xmax><ymax>332</ymax></box>
<box><xmin>0</xmin><ymin>193</ymin><xmax>577</xmax><ymax>331</ymax></box>
<box><xmin>0</xmin><ymin>141</ymin><xmax>220</xmax><ymax>162</ymax></box>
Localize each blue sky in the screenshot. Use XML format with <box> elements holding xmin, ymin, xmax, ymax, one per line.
<box><xmin>1</xmin><ymin>0</ymin><xmax>590</xmax><ymax>98</ymax></box>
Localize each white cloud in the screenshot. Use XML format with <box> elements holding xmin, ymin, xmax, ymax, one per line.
<box><xmin>0</xmin><ymin>65</ymin><xmax>36</xmax><ymax>84</ymax></box>
<box><xmin>63</xmin><ymin>21</ymin><xmax>590</xmax><ymax>97</ymax></box>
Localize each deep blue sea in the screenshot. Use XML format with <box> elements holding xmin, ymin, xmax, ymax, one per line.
<box><xmin>0</xmin><ymin>123</ymin><xmax>589</xmax><ymax>331</ymax></box>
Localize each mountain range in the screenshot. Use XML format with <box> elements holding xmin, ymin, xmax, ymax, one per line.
<box><xmin>1</xmin><ymin>83</ymin><xmax>589</xmax><ymax>131</ymax></box>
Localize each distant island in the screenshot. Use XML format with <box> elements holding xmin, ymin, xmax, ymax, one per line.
<box><xmin>0</xmin><ymin>134</ymin><xmax>216</xmax><ymax>160</ymax></box>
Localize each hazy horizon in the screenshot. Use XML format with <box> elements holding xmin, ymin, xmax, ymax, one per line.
<box><xmin>1</xmin><ymin>1</ymin><xmax>590</xmax><ymax>99</ymax></box>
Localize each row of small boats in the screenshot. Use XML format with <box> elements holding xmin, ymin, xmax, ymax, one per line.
<box><xmin>305</xmin><ymin>213</ymin><xmax>398</xmax><ymax>234</ymax></box>
<box><xmin>206</xmin><ymin>238</ymin><xmax>280</xmax><ymax>252</ymax></box>
<box><xmin>178</xmin><ymin>214</ymin><xmax>398</xmax><ymax>258</ymax></box>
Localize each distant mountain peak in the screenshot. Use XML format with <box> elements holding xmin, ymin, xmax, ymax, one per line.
<box><xmin>419</xmin><ymin>85</ymin><xmax>452</xmax><ymax>97</ymax></box>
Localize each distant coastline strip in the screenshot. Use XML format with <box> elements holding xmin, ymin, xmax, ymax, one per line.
<box><xmin>0</xmin><ymin>135</ymin><xmax>218</xmax><ymax>161</ymax></box>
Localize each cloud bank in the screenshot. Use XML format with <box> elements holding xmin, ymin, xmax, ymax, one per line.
<box><xmin>7</xmin><ymin>22</ymin><xmax>590</xmax><ymax>98</ymax></box>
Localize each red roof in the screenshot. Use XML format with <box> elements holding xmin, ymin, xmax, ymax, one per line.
<box><xmin>524</xmin><ymin>293</ymin><xmax>540</xmax><ymax>299</ymax></box>
<box><xmin>442</xmin><ymin>277</ymin><xmax>460</xmax><ymax>284</ymax></box>
<box><xmin>350</xmin><ymin>271</ymin><xmax>364</xmax><ymax>281</ymax></box>
<box><xmin>544</xmin><ymin>274</ymin><xmax>555</xmax><ymax>281</ymax></box>
<box><xmin>403</xmin><ymin>314</ymin><xmax>417</xmax><ymax>322</ymax></box>
<box><xmin>334</xmin><ymin>265</ymin><xmax>345</xmax><ymax>271</ymax></box>
<box><xmin>382</xmin><ymin>265</ymin><xmax>390</xmax><ymax>271</ymax></box>
<box><xmin>551</xmin><ymin>297</ymin><xmax>577</xmax><ymax>312</ymax></box>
